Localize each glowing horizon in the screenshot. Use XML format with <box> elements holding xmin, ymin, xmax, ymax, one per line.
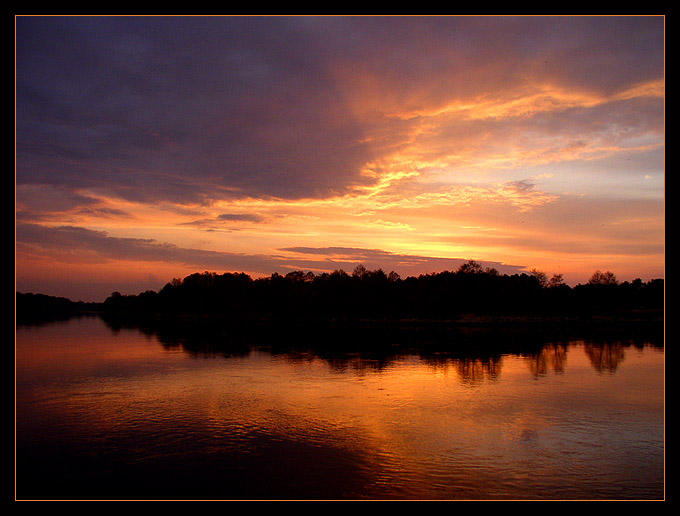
<box><xmin>16</xmin><ymin>16</ymin><xmax>664</xmax><ymax>302</ymax></box>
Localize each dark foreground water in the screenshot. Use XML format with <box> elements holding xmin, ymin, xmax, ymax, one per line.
<box><xmin>16</xmin><ymin>316</ymin><xmax>664</xmax><ymax>500</ymax></box>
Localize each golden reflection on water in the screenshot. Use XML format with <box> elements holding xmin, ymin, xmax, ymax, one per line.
<box><xmin>524</xmin><ymin>343</ymin><xmax>568</xmax><ymax>377</ymax></box>
<box><xmin>583</xmin><ymin>340</ymin><xmax>627</xmax><ymax>373</ymax></box>
<box><xmin>15</xmin><ymin>317</ymin><xmax>664</xmax><ymax>500</ymax></box>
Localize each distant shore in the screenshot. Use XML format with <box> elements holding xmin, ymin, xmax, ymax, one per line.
<box><xmin>16</xmin><ymin>265</ymin><xmax>664</xmax><ymax>338</ymax></box>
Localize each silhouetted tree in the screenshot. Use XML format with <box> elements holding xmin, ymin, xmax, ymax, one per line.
<box><xmin>352</xmin><ymin>264</ymin><xmax>368</xmax><ymax>279</ymax></box>
<box><xmin>457</xmin><ymin>260</ymin><xmax>484</xmax><ymax>275</ymax></box>
<box><xmin>529</xmin><ymin>269</ymin><xmax>548</xmax><ymax>287</ymax></box>
<box><xmin>588</xmin><ymin>270</ymin><xmax>618</xmax><ymax>285</ymax></box>
<box><xmin>548</xmin><ymin>273</ymin><xmax>566</xmax><ymax>288</ymax></box>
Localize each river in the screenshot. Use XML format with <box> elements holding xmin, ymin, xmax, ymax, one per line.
<box><xmin>15</xmin><ymin>315</ymin><xmax>664</xmax><ymax>500</ymax></box>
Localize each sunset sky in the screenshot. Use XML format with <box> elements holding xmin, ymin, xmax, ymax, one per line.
<box><xmin>15</xmin><ymin>16</ymin><xmax>665</xmax><ymax>302</ymax></box>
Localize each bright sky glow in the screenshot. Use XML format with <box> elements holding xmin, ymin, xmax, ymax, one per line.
<box><xmin>15</xmin><ymin>16</ymin><xmax>665</xmax><ymax>301</ymax></box>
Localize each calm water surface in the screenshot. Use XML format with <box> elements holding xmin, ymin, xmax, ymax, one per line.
<box><xmin>16</xmin><ymin>316</ymin><xmax>664</xmax><ymax>500</ymax></box>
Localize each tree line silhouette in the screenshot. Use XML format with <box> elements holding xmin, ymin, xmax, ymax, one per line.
<box><xmin>16</xmin><ymin>292</ymin><xmax>100</xmax><ymax>325</ymax></box>
<box><xmin>92</xmin><ymin>261</ymin><xmax>663</xmax><ymax>321</ymax></box>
